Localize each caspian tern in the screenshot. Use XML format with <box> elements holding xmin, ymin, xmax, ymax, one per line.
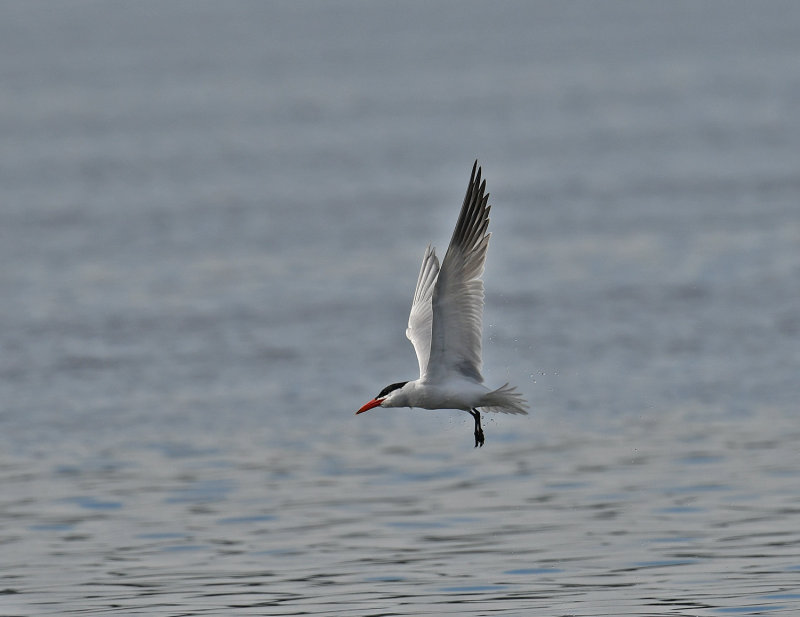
<box><xmin>356</xmin><ymin>161</ymin><xmax>528</xmax><ymax>447</ymax></box>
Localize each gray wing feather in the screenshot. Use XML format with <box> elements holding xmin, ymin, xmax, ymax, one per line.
<box><xmin>426</xmin><ymin>160</ymin><xmax>491</xmax><ymax>383</ymax></box>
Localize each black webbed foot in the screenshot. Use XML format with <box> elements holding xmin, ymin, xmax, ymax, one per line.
<box><xmin>470</xmin><ymin>409</ymin><xmax>485</xmax><ymax>448</ymax></box>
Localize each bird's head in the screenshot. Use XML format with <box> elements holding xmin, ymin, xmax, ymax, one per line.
<box><xmin>356</xmin><ymin>381</ymin><xmax>409</xmax><ymax>414</ymax></box>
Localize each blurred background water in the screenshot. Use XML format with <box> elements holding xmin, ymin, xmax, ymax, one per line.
<box><xmin>1</xmin><ymin>1</ymin><xmax>799</xmax><ymax>615</ymax></box>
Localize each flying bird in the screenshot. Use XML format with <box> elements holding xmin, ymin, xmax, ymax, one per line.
<box><xmin>356</xmin><ymin>161</ymin><xmax>528</xmax><ymax>446</ymax></box>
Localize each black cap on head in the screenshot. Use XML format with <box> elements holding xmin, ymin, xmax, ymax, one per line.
<box><xmin>378</xmin><ymin>381</ymin><xmax>408</xmax><ymax>398</ymax></box>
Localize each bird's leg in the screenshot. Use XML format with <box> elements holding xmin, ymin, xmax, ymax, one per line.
<box><xmin>469</xmin><ymin>408</ymin><xmax>484</xmax><ymax>448</ymax></box>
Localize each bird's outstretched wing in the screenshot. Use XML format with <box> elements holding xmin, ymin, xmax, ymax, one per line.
<box><xmin>426</xmin><ymin>160</ymin><xmax>491</xmax><ymax>384</ymax></box>
<box><xmin>406</xmin><ymin>243</ymin><xmax>440</xmax><ymax>378</ymax></box>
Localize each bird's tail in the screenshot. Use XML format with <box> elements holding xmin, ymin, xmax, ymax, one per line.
<box><xmin>480</xmin><ymin>383</ymin><xmax>529</xmax><ymax>415</ymax></box>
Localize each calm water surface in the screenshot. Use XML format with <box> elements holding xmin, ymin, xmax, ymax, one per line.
<box><xmin>1</xmin><ymin>2</ymin><xmax>799</xmax><ymax>615</ymax></box>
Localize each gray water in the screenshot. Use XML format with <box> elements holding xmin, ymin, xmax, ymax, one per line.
<box><xmin>2</xmin><ymin>2</ymin><xmax>800</xmax><ymax>615</ymax></box>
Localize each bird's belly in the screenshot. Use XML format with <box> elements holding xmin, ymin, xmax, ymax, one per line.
<box><xmin>409</xmin><ymin>381</ymin><xmax>488</xmax><ymax>411</ymax></box>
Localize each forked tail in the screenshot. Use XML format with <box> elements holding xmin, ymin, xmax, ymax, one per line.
<box><xmin>480</xmin><ymin>383</ymin><xmax>529</xmax><ymax>415</ymax></box>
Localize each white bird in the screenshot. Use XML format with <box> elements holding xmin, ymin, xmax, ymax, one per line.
<box><xmin>356</xmin><ymin>161</ymin><xmax>528</xmax><ymax>447</ymax></box>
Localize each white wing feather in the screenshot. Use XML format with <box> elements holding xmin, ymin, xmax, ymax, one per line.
<box><xmin>425</xmin><ymin>161</ymin><xmax>491</xmax><ymax>384</ymax></box>
<box><xmin>406</xmin><ymin>244</ymin><xmax>440</xmax><ymax>378</ymax></box>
